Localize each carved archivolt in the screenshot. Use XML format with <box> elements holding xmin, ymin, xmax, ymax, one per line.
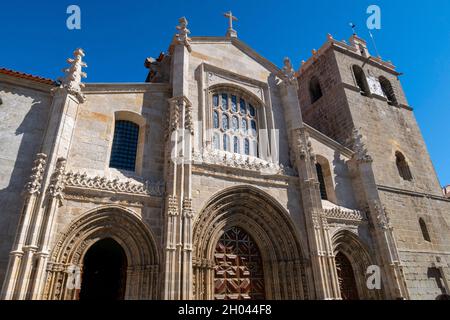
<box><xmin>331</xmin><ymin>230</ymin><xmax>381</xmax><ymax>300</ymax></box>
<box><xmin>192</xmin><ymin>185</ymin><xmax>308</xmax><ymax>300</ymax></box>
<box><xmin>43</xmin><ymin>205</ymin><xmax>160</xmax><ymax>300</ymax></box>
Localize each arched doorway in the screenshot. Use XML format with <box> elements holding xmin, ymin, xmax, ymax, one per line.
<box><xmin>79</xmin><ymin>238</ymin><xmax>127</xmax><ymax>300</ymax></box>
<box><xmin>44</xmin><ymin>206</ymin><xmax>160</xmax><ymax>300</ymax></box>
<box><xmin>193</xmin><ymin>186</ymin><xmax>308</xmax><ymax>300</ymax></box>
<box><xmin>332</xmin><ymin>230</ymin><xmax>380</xmax><ymax>300</ymax></box>
<box><xmin>214</xmin><ymin>227</ymin><xmax>265</xmax><ymax>300</ymax></box>
<box><xmin>335</xmin><ymin>252</ymin><xmax>359</xmax><ymax>300</ymax></box>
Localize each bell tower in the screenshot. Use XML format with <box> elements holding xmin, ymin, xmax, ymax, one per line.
<box><xmin>296</xmin><ymin>33</ymin><xmax>450</xmax><ymax>300</ymax></box>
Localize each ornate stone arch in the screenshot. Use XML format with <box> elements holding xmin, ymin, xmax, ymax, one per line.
<box><xmin>331</xmin><ymin>229</ymin><xmax>381</xmax><ymax>300</ymax></box>
<box><xmin>193</xmin><ymin>185</ymin><xmax>308</xmax><ymax>300</ymax></box>
<box><xmin>43</xmin><ymin>205</ymin><xmax>160</xmax><ymax>300</ymax></box>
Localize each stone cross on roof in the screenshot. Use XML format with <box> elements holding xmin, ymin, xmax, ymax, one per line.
<box><xmin>224</xmin><ymin>11</ymin><xmax>238</xmax><ymax>38</ymax></box>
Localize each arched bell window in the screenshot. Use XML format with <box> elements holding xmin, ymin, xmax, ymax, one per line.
<box><xmin>211</xmin><ymin>90</ymin><xmax>259</xmax><ymax>157</ymax></box>
<box><xmin>419</xmin><ymin>218</ymin><xmax>431</xmax><ymax>242</ymax></box>
<box><xmin>395</xmin><ymin>151</ymin><xmax>413</xmax><ymax>181</ymax></box>
<box><xmin>379</xmin><ymin>76</ymin><xmax>398</xmax><ymax>106</ymax></box>
<box><xmin>309</xmin><ymin>76</ymin><xmax>323</xmax><ymax>104</ymax></box>
<box><xmin>352</xmin><ymin>65</ymin><xmax>370</xmax><ymax>95</ymax></box>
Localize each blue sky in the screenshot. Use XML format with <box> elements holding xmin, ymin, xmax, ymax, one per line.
<box><xmin>1</xmin><ymin>1</ymin><xmax>449</xmax><ymax>186</ymax></box>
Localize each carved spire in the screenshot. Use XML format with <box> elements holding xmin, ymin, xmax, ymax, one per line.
<box><xmin>281</xmin><ymin>57</ymin><xmax>296</xmax><ymax>85</ymax></box>
<box><xmin>348</xmin><ymin>128</ymin><xmax>373</xmax><ymax>163</ymax></box>
<box><xmin>58</xmin><ymin>48</ymin><xmax>87</xmax><ymax>102</ymax></box>
<box><xmin>48</xmin><ymin>157</ymin><xmax>67</xmax><ymax>202</ymax></box>
<box><xmin>24</xmin><ymin>153</ymin><xmax>47</xmax><ymax>195</ymax></box>
<box><xmin>175</xmin><ymin>17</ymin><xmax>192</xmax><ymax>52</ymax></box>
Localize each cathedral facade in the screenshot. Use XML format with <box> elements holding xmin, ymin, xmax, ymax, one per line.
<box><xmin>0</xmin><ymin>16</ymin><xmax>449</xmax><ymax>300</ymax></box>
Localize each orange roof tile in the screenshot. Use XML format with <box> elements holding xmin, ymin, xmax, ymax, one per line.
<box><xmin>0</xmin><ymin>67</ymin><xmax>56</xmax><ymax>85</ymax></box>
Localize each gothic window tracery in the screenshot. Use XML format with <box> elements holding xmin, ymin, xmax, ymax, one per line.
<box><xmin>211</xmin><ymin>90</ymin><xmax>258</xmax><ymax>157</ymax></box>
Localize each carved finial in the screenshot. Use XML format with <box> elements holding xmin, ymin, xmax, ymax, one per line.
<box><xmin>58</xmin><ymin>48</ymin><xmax>87</xmax><ymax>103</ymax></box>
<box><xmin>327</xmin><ymin>33</ymin><xmax>333</xmax><ymax>41</ymax></box>
<box><xmin>24</xmin><ymin>153</ymin><xmax>47</xmax><ymax>195</ymax></box>
<box><xmin>224</xmin><ymin>11</ymin><xmax>238</xmax><ymax>38</ymax></box>
<box><xmin>281</xmin><ymin>57</ymin><xmax>296</xmax><ymax>85</ymax></box>
<box><xmin>175</xmin><ymin>17</ymin><xmax>191</xmax><ymax>52</ymax></box>
<box><xmin>348</xmin><ymin>128</ymin><xmax>373</xmax><ymax>163</ymax></box>
<box><xmin>48</xmin><ymin>157</ymin><xmax>67</xmax><ymax>203</ymax></box>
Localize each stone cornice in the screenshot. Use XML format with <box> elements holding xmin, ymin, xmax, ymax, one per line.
<box><xmin>298</xmin><ymin>37</ymin><xmax>400</xmax><ymax>76</ymax></box>
<box><xmin>193</xmin><ymin>150</ymin><xmax>297</xmax><ymax>178</ymax></box>
<box><xmin>323</xmin><ymin>201</ymin><xmax>367</xmax><ymax>223</ymax></box>
<box><xmin>0</xmin><ymin>73</ymin><xmax>55</xmax><ymax>93</ymax></box>
<box><xmin>377</xmin><ymin>184</ymin><xmax>450</xmax><ymax>202</ymax></box>
<box><xmin>83</xmin><ymin>83</ymin><xmax>171</xmax><ymax>94</ymax></box>
<box><xmin>64</xmin><ymin>172</ymin><xmax>165</xmax><ymax>198</ymax></box>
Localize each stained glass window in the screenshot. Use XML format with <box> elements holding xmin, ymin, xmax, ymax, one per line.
<box><xmin>213</xmin><ymin>133</ymin><xmax>220</xmax><ymax>150</ymax></box>
<box><xmin>240</xmin><ymin>98</ymin><xmax>246</xmax><ymax>114</ymax></box>
<box><xmin>211</xmin><ymin>91</ymin><xmax>258</xmax><ymax>157</ymax></box>
<box><xmin>221</xmin><ymin>94</ymin><xmax>228</xmax><ymax>110</ymax></box>
<box><xmin>213</xmin><ymin>111</ymin><xmax>219</xmax><ymax>128</ymax></box>
<box><xmin>250</xmin><ymin>120</ymin><xmax>257</xmax><ymax>136</ymax></box>
<box><xmin>109</xmin><ymin>120</ymin><xmax>139</xmax><ymax>171</ymax></box>
<box><xmin>231</xmin><ymin>95</ymin><xmax>237</xmax><ymax>112</ymax></box>
<box><xmin>244</xmin><ymin>139</ymin><xmax>250</xmax><ymax>155</ymax></box>
<box><xmin>232</xmin><ymin>116</ymin><xmax>239</xmax><ymax>131</ymax></box>
<box><xmin>223</xmin><ymin>134</ymin><xmax>229</xmax><ymax>151</ymax></box>
<box><xmin>222</xmin><ymin>114</ymin><xmax>229</xmax><ymax>130</ymax></box>
<box><xmin>249</xmin><ymin>104</ymin><xmax>256</xmax><ymax>117</ymax></box>
<box><xmin>233</xmin><ymin>136</ymin><xmax>239</xmax><ymax>154</ymax></box>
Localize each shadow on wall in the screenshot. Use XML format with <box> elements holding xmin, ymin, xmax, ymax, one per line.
<box><xmin>0</xmin><ymin>87</ymin><xmax>50</xmax><ymax>286</ymax></box>
<box><xmin>332</xmin><ymin>150</ymin><xmax>357</xmax><ymax>208</ymax></box>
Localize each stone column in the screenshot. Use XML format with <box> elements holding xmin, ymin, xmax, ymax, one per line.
<box><xmin>278</xmin><ymin>58</ymin><xmax>340</xmax><ymax>299</ymax></box>
<box><xmin>1</xmin><ymin>153</ymin><xmax>47</xmax><ymax>299</ymax></box>
<box><xmin>347</xmin><ymin>129</ymin><xmax>410</xmax><ymax>299</ymax></box>
<box><xmin>162</xmin><ymin>17</ymin><xmax>194</xmax><ymax>300</ymax></box>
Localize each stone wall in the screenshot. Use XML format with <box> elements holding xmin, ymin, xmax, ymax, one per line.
<box><xmin>0</xmin><ymin>77</ymin><xmax>53</xmax><ymax>285</ymax></box>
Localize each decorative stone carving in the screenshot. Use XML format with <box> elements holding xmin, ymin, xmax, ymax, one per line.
<box><xmin>64</xmin><ymin>172</ymin><xmax>164</xmax><ymax>197</ymax></box>
<box><xmin>182</xmin><ymin>198</ymin><xmax>194</xmax><ymax>218</ymax></box>
<box><xmin>185</xmin><ymin>102</ymin><xmax>194</xmax><ymax>135</ymax></box>
<box><xmin>58</xmin><ymin>48</ymin><xmax>87</xmax><ymax>102</ymax></box>
<box><xmin>295</xmin><ymin>128</ymin><xmax>315</xmax><ymax>162</ymax></box>
<box><xmin>48</xmin><ymin>158</ymin><xmax>67</xmax><ymax>200</ymax></box>
<box><xmin>24</xmin><ymin>153</ymin><xmax>47</xmax><ymax>195</ymax></box>
<box><xmin>192</xmin><ymin>150</ymin><xmax>296</xmax><ymax>176</ymax></box>
<box><xmin>372</xmin><ymin>200</ymin><xmax>392</xmax><ymax>230</ymax></box>
<box><xmin>167</xmin><ymin>195</ymin><xmax>178</xmax><ymax>216</ymax></box>
<box><xmin>175</xmin><ymin>17</ymin><xmax>191</xmax><ymax>52</ymax></box>
<box><xmin>324</xmin><ymin>207</ymin><xmax>367</xmax><ymax>222</ymax></box>
<box><xmin>347</xmin><ymin>128</ymin><xmax>373</xmax><ymax>163</ymax></box>
<box><xmin>281</xmin><ymin>57</ymin><xmax>296</xmax><ymax>85</ymax></box>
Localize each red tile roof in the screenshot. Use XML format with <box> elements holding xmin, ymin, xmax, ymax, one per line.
<box><xmin>0</xmin><ymin>67</ymin><xmax>56</xmax><ymax>85</ymax></box>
